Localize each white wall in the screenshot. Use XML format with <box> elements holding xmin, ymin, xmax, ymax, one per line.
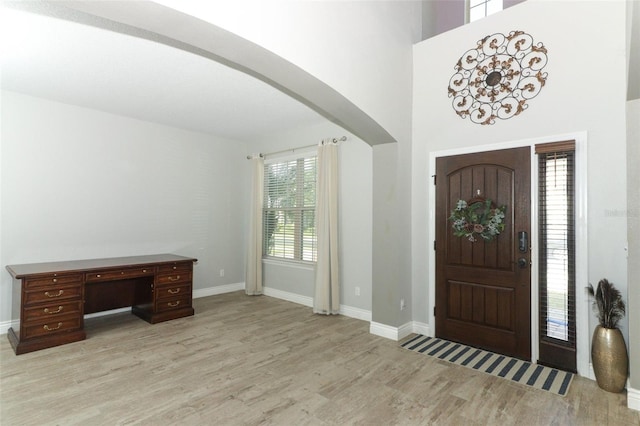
<box><xmin>412</xmin><ymin>0</ymin><xmax>628</xmax><ymax>369</ymax></box>
<box><xmin>247</xmin><ymin>122</ymin><xmax>373</xmax><ymax>314</ymax></box>
<box><xmin>372</xmin><ymin>143</ymin><xmax>400</xmax><ymax>326</ymax></box>
<box><xmin>146</xmin><ymin>0</ymin><xmax>418</xmax><ymax>325</ymax></box>
<box><xmin>156</xmin><ymin>0</ymin><xmax>421</xmax><ymax>145</ymax></box>
<box><xmin>0</xmin><ymin>91</ymin><xmax>248</xmax><ymax>324</ymax></box>
<box><xmin>628</xmin><ymin>98</ymin><xmax>640</xmax><ymax>390</ymax></box>
<box><xmin>154</xmin><ymin>0</ymin><xmax>420</xmax><ymax>325</ymax></box>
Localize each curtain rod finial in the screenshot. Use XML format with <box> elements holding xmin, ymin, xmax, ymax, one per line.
<box><xmin>328</xmin><ymin>136</ymin><xmax>347</xmax><ymax>144</ymax></box>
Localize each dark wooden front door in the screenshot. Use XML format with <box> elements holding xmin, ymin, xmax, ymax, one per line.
<box><xmin>435</xmin><ymin>147</ymin><xmax>531</xmax><ymax>360</ymax></box>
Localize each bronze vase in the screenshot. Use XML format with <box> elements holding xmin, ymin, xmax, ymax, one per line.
<box><xmin>591</xmin><ymin>325</ymin><xmax>628</xmax><ymax>393</ymax></box>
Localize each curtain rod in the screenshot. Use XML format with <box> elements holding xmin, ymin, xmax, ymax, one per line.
<box><xmin>246</xmin><ymin>136</ymin><xmax>346</xmax><ymax>159</ymax></box>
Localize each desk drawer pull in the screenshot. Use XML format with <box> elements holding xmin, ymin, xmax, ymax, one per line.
<box><xmin>44</xmin><ymin>306</ymin><xmax>63</xmax><ymax>314</ymax></box>
<box><xmin>44</xmin><ymin>290</ymin><xmax>64</xmax><ymax>298</ymax></box>
<box><xmin>168</xmin><ymin>275</ymin><xmax>180</xmax><ymax>281</ymax></box>
<box><xmin>167</xmin><ymin>301</ymin><xmax>181</xmax><ymax>307</ymax></box>
<box><xmin>43</xmin><ymin>322</ymin><xmax>63</xmax><ymax>331</ymax></box>
<box><xmin>167</xmin><ymin>288</ymin><xmax>180</xmax><ymax>294</ymax></box>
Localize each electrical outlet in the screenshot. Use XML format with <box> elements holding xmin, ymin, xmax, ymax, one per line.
<box><xmin>400</xmin><ymin>298</ymin><xmax>406</xmax><ymax>310</ymax></box>
<box><xmin>355</xmin><ymin>286</ymin><xmax>360</xmax><ymax>296</ymax></box>
<box><xmin>219</xmin><ymin>269</ymin><xmax>224</xmax><ymax>277</ymax></box>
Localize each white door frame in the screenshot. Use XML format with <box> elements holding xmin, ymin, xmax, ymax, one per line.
<box><xmin>427</xmin><ymin>131</ymin><xmax>589</xmax><ymax>377</ymax></box>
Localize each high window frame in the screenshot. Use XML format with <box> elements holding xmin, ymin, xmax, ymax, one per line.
<box><xmin>263</xmin><ymin>153</ymin><xmax>317</xmax><ymax>263</ymax></box>
<box><xmin>466</xmin><ymin>0</ymin><xmax>504</xmax><ymax>23</ymax></box>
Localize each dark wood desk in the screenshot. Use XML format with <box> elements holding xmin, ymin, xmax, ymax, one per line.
<box><xmin>6</xmin><ymin>254</ymin><xmax>197</xmax><ymax>355</ymax></box>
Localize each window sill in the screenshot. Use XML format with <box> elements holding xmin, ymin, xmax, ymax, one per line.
<box><xmin>262</xmin><ymin>258</ymin><xmax>315</xmax><ymax>271</ymax></box>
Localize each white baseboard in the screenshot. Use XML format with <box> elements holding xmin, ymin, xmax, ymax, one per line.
<box><xmin>0</xmin><ymin>319</ymin><xmax>17</xmax><ymax>335</ymax></box>
<box><xmin>193</xmin><ymin>282</ymin><xmax>244</xmax><ymax>298</ymax></box>
<box><xmin>370</xmin><ymin>321</ymin><xmax>401</xmax><ymax>340</ymax></box>
<box><xmin>412</xmin><ymin>321</ymin><xmax>430</xmax><ymax>336</ymax></box>
<box><xmin>263</xmin><ymin>287</ymin><xmax>313</xmax><ymax>307</ymax></box>
<box><xmin>587</xmin><ymin>362</ymin><xmax>596</xmax><ymax>381</ymax></box>
<box><xmin>85</xmin><ymin>307</ymin><xmax>131</xmax><ymax>319</ymax></box>
<box><xmin>370</xmin><ymin>321</ymin><xmax>430</xmax><ymax>341</ymax></box>
<box><xmin>340</xmin><ymin>304</ymin><xmax>372</xmax><ymax>322</ymax></box>
<box><xmin>628</xmin><ymin>386</ymin><xmax>640</xmax><ymax>412</ymax></box>
<box><xmin>398</xmin><ymin>322</ymin><xmax>414</xmax><ymax>340</ymax></box>
<box><xmin>262</xmin><ymin>286</ymin><xmax>372</xmax><ymax>322</ymax></box>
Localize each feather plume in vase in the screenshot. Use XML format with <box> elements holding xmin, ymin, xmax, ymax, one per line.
<box><xmin>587</xmin><ymin>279</ymin><xmax>626</xmax><ymax>329</ymax></box>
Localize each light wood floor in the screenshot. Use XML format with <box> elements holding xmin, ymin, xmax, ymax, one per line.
<box><xmin>1</xmin><ymin>291</ymin><xmax>638</xmax><ymax>425</ymax></box>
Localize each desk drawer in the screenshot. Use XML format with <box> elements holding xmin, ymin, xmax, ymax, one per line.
<box><xmin>23</xmin><ymin>300</ymin><xmax>83</xmax><ymax>322</ymax></box>
<box><xmin>157</xmin><ymin>262</ymin><xmax>192</xmax><ymax>273</ymax></box>
<box><xmin>155</xmin><ymin>282</ymin><xmax>192</xmax><ymax>301</ymax></box>
<box><xmin>155</xmin><ymin>295</ymin><xmax>192</xmax><ymax>313</ymax></box>
<box><xmin>85</xmin><ymin>267</ymin><xmax>155</xmax><ymax>282</ymax></box>
<box><xmin>22</xmin><ymin>314</ymin><xmax>82</xmax><ymax>339</ymax></box>
<box><xmin>24</xmin><ymin>284</ymin><xmax>82</xmax><ymax>306</ymax></box>
<box><xmin>24</xmin><ymin>273</ymin><xmax>83</xmax><ymax>289</ymax></box>
<box><xmin>157</xmin><ymin>272</ymin><xmax>191</xmax><ymax>285</ymax></box>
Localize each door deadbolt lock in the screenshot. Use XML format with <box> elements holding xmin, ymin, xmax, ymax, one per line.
<box><xmin>518</xmin><ymin>231</ymin><xmax>528</xmax><ymax>253</ymax></box>
<box><xmin>517</xmin><ymin>257</ymin><xmax>528</xmax><ymax>269</ymax></box>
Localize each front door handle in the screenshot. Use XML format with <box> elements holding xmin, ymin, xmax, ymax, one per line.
<box><xmin>517</xmin><ymin>257</ymin><xmax>528</xmax><ymax>269</ymax></box>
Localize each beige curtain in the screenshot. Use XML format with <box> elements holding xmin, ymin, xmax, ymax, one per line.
<box><xmin>245</xmin><ymin>156</ymin><xmax>264</xmax><ymax>295</ymax></box>
<box><xmin>314</xmin><ymin>139</ymin><xmax>340</xmax><ymax>314</ymax></box>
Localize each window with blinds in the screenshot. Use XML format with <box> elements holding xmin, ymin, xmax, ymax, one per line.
<box><xmin>537</xmin><ymin>141</ymin><xmax>576</xmax><ymax>372</ymax></box>
<box><xmin>263</xmin><ymin>155</ymin><xmax>317</xmax><ymax>262</ymax></box>
<box><xmin>468</xmin><ymin>0</ymin><xmax>503</xmax><ymax>22</ymax></box>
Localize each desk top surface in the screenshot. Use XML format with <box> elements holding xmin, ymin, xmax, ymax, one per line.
<box><xmin>6</xmin><ymin>254</ymin><xmax>197</xmax><ymax>278</ymax></box>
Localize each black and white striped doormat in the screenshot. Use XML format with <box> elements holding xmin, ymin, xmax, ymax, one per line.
<box><xmin>401</xmin><ymin>334</ymin><xmax>574</xmax><ymax>396</ymax></box>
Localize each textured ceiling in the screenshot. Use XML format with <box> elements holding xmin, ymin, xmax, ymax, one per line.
<box><xmin>0</xmin><ymin>6</ymin><xmax>327</xmax><ymax>142</ymax></box>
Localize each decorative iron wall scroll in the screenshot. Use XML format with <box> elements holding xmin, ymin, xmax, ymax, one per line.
<box><xmin>448</xmin><ymin>31</ymin><xmax>548</xmax><ymax>125</ymax></box>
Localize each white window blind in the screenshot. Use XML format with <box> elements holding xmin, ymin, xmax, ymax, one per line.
<box><xmin>263</xmin><ymin>155</ymin><xmax>317</xmax><ymax>262</ymax></box>
<box><xmin>537</xmin><ymin>140</ymin><xmax>576</xmax><ymax>372</ymax></box>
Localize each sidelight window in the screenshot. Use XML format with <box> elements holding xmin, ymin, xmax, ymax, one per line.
<box><xmin>263</xmin><ymin>154</ymin><xmax>317</xmax><ymax>262</ymax></box>
<box><xmin>536</xmin><ymin>140</ymin><xmax>576</xmax><ymax>372</ymax></box>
